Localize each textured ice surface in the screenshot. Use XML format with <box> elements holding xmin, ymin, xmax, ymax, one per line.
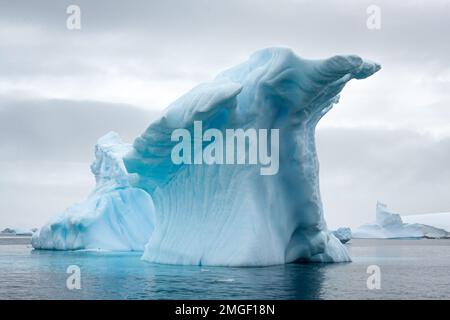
<box><xmin>332</xmin><ymin>228</ymin><xmax>352</xmax><ymax>244</ymax></box>
<box><xmin>33</xmin><ymin>48</ymin><xmax>380</xmax><ymax>265</ymax></box>
<box><xmin>353</xmin><ymin>202</ymin><xmax>448</xmax><ymax>239</ymax></box>
<box><xmin>32</xmin><ymin>132</ymin><xmax>155</xmax><ymax>250</ymax></box>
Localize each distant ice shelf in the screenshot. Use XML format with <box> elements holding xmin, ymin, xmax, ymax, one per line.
<box><xmin>353</xmin><ymin>202</ymin><xmax>449</xmax><ymax>239</ymax></box>
<box><xmin>403</xmin><ymin>212</ymin><xmax>450</xmax><ymax>233</ymax></box>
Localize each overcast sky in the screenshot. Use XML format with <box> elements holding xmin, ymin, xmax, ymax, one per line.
<box><xmin>0</xmin><ymin>0</ymin><xmax>449</xmax><ymax>229</ymax></box>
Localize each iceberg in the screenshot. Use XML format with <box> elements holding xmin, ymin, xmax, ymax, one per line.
<box><xmin>0</xmin><ymin>228</ymin><xmax>34</xmax><ymax>236</ymax></box>
<box><xmin>332</xmin><ymin>228</ymin><xmax>352</xmax><ymax>244</ymax></box>
<box><xmin>353</xmin><ymin>202</ymin><xmax>449</xmax><ymax>239</ymax></box>
<box><xmin>32</xmin><ymin>132</ymin><xmax>155</xmax><ymax>250</ymax></box>
<box><xmin>33</xmin><ymin>48</ymin><xmax>380</xmax><ymax>265</ymax></box>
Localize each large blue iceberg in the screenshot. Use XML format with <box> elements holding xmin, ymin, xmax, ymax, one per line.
<box><xmin>33</xmin><ymin>48</ymin><xmax>380</xmax><ymax>266</ymax></box>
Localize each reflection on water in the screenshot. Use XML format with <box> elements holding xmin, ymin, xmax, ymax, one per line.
<box><xmin>1</xmin><ymin>239</ymin><xmax>450</xmax><ymax>299</ymax></box>
<box><xmin>26</xmin><ymin>249</ymin><xmax>327</xmax><ymax>299</ymax></box>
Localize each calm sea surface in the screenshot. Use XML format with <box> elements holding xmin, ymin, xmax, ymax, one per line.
<box><xmin>1</xmin><ymin>238</ymin><xmax>449</xmax><ymax>299</ymax></box>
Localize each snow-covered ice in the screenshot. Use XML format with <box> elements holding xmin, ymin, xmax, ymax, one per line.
<box><xmin>353</xmin><ymin>202</ymin><xmax>449</xmax><ymax>239</ymax></box>
<box><xmin>33</xmin><ymin>48</ymin><xmax>380</xmax><ymax>265</ymax></box>
<box><xmin>403</xmin><ymin>212</ymin><xmax>450</xmax><ymax>233</ymax></box>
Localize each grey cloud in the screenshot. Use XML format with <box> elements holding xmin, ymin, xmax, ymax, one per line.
<box><xmin>0</xmin><ymin>97</ymin><xmax>159</xmax><ymax>162</ymax></box>
<box><xmin>0</xmin><ymin>162</ymin><xmax>93</xmax><ymax>229</ymax></box>
<box><xmin>0</xmin><ymin>97</ymin><xmax>158</xmax><ymax>229</ymax></box>
<box><xmin>317</xmin><ymin>127</ymin><xmax>450</xmax><ymax>228</ymax></box>
<box><xmin>1</xmin><ymin>0</ymin><xmax>449</xmax><ymax>79</ymax></box>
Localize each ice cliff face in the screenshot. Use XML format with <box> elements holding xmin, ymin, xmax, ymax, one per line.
<box><xmin>33</xmin><ymin>48</ymin><xmax>380</xmax><ymax>265</ymax></box>
<box><xmin>353</xmin><ymin>202</ymin><xmax>449</xmax><ymax>239</ymax></box>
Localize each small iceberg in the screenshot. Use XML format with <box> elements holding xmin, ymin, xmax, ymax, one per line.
<box><xmin>332</xmin><ymin>228</ymin><xmax>352</xmax><ymax>243</ymax></box>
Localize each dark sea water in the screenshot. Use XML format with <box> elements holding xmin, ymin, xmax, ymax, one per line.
<box><xmin>1</xmin><ymin>238</ymin><xmax>449</xmax><ymax>299</ymax></box>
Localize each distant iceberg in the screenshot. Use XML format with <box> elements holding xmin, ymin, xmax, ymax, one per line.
<box><xmin>0</xmin><ymin>228</ymin><xmax>34</xmax><ymax>236</ymax></box>
<box><xmin>33</xmin><ymin>48</ymin><xmax>380</xmax><ymax>266</ymax></box>
<box><xmin>353</xmin><ymin>202</ymin><xmax>449</xmax><ymax>239</ymax></box>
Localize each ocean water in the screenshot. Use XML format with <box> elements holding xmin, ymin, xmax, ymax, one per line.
<box><xmin>1</xmin><ymin>238</ymin><xmax>450</xmax><ymax>299</ymax></box>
